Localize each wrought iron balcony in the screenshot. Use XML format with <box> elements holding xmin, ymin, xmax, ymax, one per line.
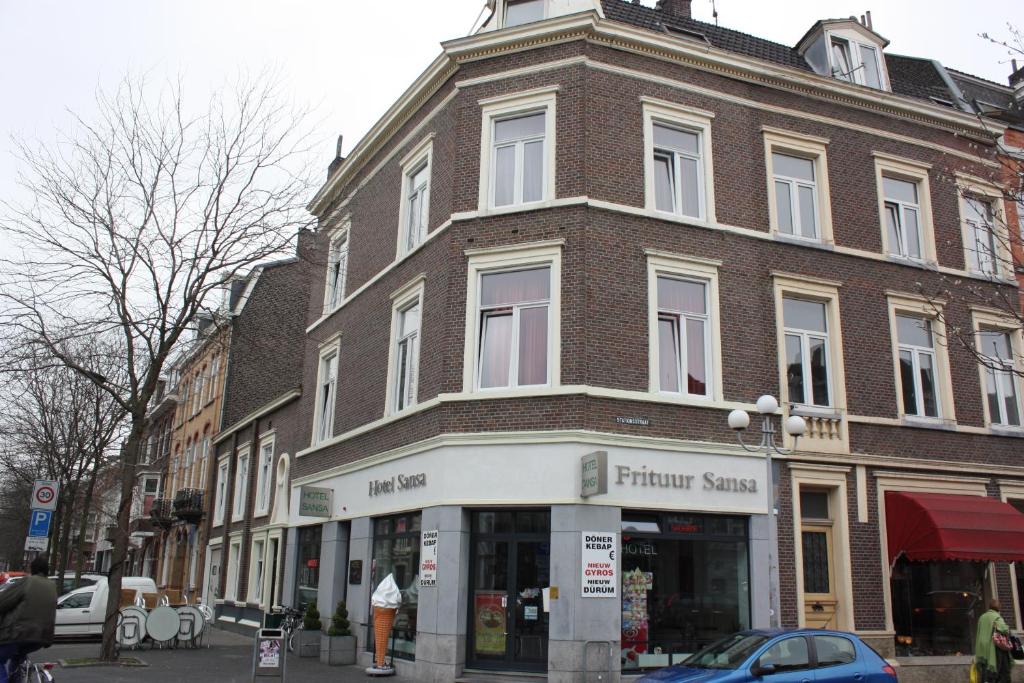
<box><xmin>173</xmin><ymin>488</ymin><xmax>205</xmax><ymax>524</ymax></box>
<box><xmin>150</xmin><ymin>498</ymin><xmax>175</xmax><ymax>529</ymax></box>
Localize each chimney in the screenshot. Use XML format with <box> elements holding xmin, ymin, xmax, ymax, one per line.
<box><xmin>328</xmin><ymin>134</ymin><xmax>345</xmax><ymax>178</ymax></box>
<box><xmin>865</xmin><ymin>10</ymin><xmax>873</xmax><ymax>30</ymax></box>
<box><xmin>656</xmin><ymin>0</ymin><xmax>692</xmax><ymax>20</ymax></box>
<box><xmin>1010</xmin><ymin>59</ymin><xmax>1024</xmax><ymax>106</ymax></box>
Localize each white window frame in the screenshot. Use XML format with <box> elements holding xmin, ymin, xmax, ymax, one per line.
<box><xmin>214</xmin><ymin>457</ymin><xmax>229</xmax><ymax>526</ymax></box>
<box><xmin>249</xmin><ymin>537</ymin><xmax>266</xmax><ymax>605</ymax></box>
<box><xmin>642</xmin><ymin>97</ymin><xmax>716</xmax><ymax>223</ymax></box>
<box><xmin>254</xmin><ymin>433</ymin><xmax>274</xmax><ymax>517</ymax></box>
<box><xmin>501</xmin><ymin>0</ymin><xmax>546</xmax><ymax>28</ymax></box>
<box><xmin>232</xmin><ymin>445</ymin><xmax>250</xmax><ymax>522</ymax></box>
<box><xmin>873</xmin><ymin>154</ymin><xmax>936</xmax><ymax>263</ymax></box>
<box><xmin>225</xmin><ymin>539</ymin><xmax>241</xmax><ymax>602</ymax></box>
<box><xmin>773</xmin><ymin>274</ymin><xmax>848</xmax><ymax>433</ymax></box>
<box><xmin>886</xmin><ymin>294</ymin><xmax>956</xmax><ymax>424</ymax></box>
<box><xmin>783</xmin><ymin>298</ymin><xmax>834</xmax><ymax>409</ymax></box>
<box><xmin>312</xmin><ymin>338</ymin><xmax>340</xmax><ymax>445</ymax></box>
<box><xmin>478</xmin><ymin>87</ymin><xmax>558</xmax><ymax>212</ymax></box>
<box><xmin>827</xmin><ymin>31</ymin><xmax>888</xmax><ymax>90</ymax></box>
<box><xmin>895</xmin><ymin>316</ymin><xmax>940</xmax><ymax>418</ymax></box>
<box><xmin>323</xmin><ymin>222</ymin><xmax>350</xmax><ymax>312</ymax></box>
<box><xmin>396</xmin><ymin>135</ymin><xmax>434</xmax><ymax>257</ymax></box>
<box><xmin>645</xmin><ymin>250</ymin><xmax>723</xmax><ymax>401</ymax></box>
<box><xmin>462</xmin><ymin>240</ymin><xmax>562</xmax><ymax>393</ymax></box>
<box><xmin>207</xmin><ymin>355</ymin><xmax>220</xmax><ymax>404</ymax></box>
<box><xmin>957</xmin><ymin>173</ymin><xmax>1010</xmax><ymax>278</ymax></box>
<box><xmin>385</xmin><ymin>276</ymin><xmax>425</xmax><ymax>415</ymax></box>
<box><xmin>764</xmin><ymin>128</ymin><xmax>834</xmax><ymax>245</ymax></box>
<box><xmin>191</xmin><ymin>374</ymin><xmax>203</xmax><ymax>416</ymax></box>
<box><xmin>972</xmin><ymin>308</ymin><xmax>1024</xmax><ymax>430</ymax></box>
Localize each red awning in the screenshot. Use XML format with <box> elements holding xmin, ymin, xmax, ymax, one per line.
<box><xmin>886</xmin><ymin>491</ymin><xmax>1024</xmax><ymax>564</ymax></box>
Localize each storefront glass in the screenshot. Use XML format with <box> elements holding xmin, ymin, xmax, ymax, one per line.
<box><xmin>621</xmin><ymin>512</ymin><xmax>750</xmax><ymax>671</ymax></box>
<box><xmin>891</xmin><ymin>558</ymin><xmax>986</xmax><ymax>656</ymax></box>
<box><xmin>369</xmin><ymin>512</ymin><xmax>421</xmax><ymax>660</ymax></box>
<box><xmin>296</xmin><ymin>525</ymin><xmax>321</xmax><ymax>609</ymax></box>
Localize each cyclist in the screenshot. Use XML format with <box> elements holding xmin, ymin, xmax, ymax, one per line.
<box><xmin>0</xmin><ymin>556</ymin><xmax>56</xmax><ymax>683</ymax></box>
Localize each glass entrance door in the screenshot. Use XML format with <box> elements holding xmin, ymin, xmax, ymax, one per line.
<box><xmin>469</xmin><ymin>511</ymin><xmax>550</xmax><ymax>671</ymax></box>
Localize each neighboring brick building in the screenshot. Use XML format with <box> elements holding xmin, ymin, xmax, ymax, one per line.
<box><xmin>152</xmin><ymin>322</ymin><xmax>228</xmax><ymax>599</ymax></box>
<box><xmin>206</xmin><ymin>249</ymin><xmax>312</xmax><ymax>632</ymax></box>
<box><xmin>206</xmin><ymin>1</ymin><xmax>1024</xmax><ymax>679</ymax></box>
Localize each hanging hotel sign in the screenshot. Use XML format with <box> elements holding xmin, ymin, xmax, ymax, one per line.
<box><xmin>581</xmin><ymin>531</ymin><xmax>618</xmax><ymax>598</ymax></box>
<box><xmin>419</xmin><ymin>530</ymin><xmax>438</xmax><ymax>588</ymax></box>
<box><xmin>298</xmin><ymin>486</ymin><xmax>333</xmax><ymax>518</ymax></box>
<box><xmin>580</xmin><ymin>451</ymin><xmax>608</xmax><ymax>498</ymax></box>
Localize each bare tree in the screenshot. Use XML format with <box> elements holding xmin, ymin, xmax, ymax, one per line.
<box><xmin>0</xmin><ymin>74</ymin><xmax>315</xmax><ymax>659</ymax></box>
<box><xmin>0</xmin><ymin>338</ymin><xmax>127</xmax><ymax>580</ymax></box>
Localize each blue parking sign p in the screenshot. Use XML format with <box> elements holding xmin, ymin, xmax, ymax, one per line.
<box><xmin>28</xmin><ymin>510</ymin><xmax>52</xmax><ymax>537</ymax></box>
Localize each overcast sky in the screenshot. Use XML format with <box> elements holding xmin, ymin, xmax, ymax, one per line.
<box><xmin>0</xmin><ymin>0</ymin><xmax>1019</xmax><ymax>209</ymax></box>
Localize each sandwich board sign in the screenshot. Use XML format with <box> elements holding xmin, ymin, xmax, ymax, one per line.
<box><xmin>32</xmin><ymin>480</ymin><xmax>59</xmax><ymax>511</ymax></box>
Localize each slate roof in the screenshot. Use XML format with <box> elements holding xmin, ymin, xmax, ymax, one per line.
<box><xmin>601</xmin><ymin>0</ymin><xmax>812</xmax><ymax>71</ymax></box>
<box><xmin>885</xmin><ymin>54</ymin><xmax>958</xmax><ymax>106</ymax></box>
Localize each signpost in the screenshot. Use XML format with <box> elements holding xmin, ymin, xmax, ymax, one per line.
<box><xmin>31</xmin><ymin>480</ymin><xmax>59</xmax><ymax>511</ymax></box>
<box><xmin>25</xmin><ymin>479</ymin><xmax>60</xmax><ymax>558</ymax></box>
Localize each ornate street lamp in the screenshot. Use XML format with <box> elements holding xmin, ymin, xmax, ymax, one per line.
<box><xmin>728</xmin><ymin>395</ymin><xmax>806</xmax><ymax>629</ymax></box>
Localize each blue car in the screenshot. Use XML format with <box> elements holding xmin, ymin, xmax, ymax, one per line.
<box><xmin>636</xmin><ymin>629</ymin><xmax>898</xmax><ymax>682</ymax></box>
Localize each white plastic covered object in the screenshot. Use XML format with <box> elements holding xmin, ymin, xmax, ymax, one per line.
<box><xmin>370</xmin><ymin>573</ymin><xmax>403</xmax><ymax>608</ymax></box>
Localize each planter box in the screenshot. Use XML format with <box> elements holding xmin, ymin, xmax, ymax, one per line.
<box><xmin>320</xmin><ymin>634</ymin><xmax>357</xmax><ymax>666</ymax></box>
<box><xmin>296</xmin><ymin>628</ymin><xmax>321</xmax><ymax>658</ymax></box>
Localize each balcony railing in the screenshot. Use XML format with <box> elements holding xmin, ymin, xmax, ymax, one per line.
<box><xmin>150</xmin><ymin>498</ymin><xmax>175</xmax><ymax>529</ymax></box>
<box><xmin>173</xmin><ymin>488</ymin><xmax>205</xmax><ymax>524</ymax></box>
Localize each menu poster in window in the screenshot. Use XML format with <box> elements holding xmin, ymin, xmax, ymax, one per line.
<box><xmin>621</xmin><ymin>568</ymin><xmax>652</xmax><ymax>666</ymax></box>
<box><xmin>474</xmin><ymin>592</ymin><xmax>506</xmax><ymax>655</ymax></box>
<box><xmin>581</xmin><ymin>531</ymin><xmax>618</xmax><ymax>597</ymax></box>
<box><xmin>419</xmin><ymin>530</ymin><xmax>438</xmax><ymax>587</ymax></box>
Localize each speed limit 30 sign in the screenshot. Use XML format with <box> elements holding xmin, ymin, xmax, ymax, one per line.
<box><xmin>32</xmin><ymin>480</ymin><xmax>59</xmax><ymax>511</ymax></box>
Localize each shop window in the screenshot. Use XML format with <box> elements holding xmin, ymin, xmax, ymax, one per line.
<box><xmin>620</xmin><ymin>512</ymin><xmax>750</xmax><ymax>671</ymax></box>
<box><xmin>296</xmin><ymin>525</ymin><xmax>321</xmax><ymax>610</ymax></box>
<box><xmin>369</xmin><ymin>513</ymin><xmax>422</xmax><ymax>661</ymax></box>
<box><xmin>891</xmin><ymin>557</ymin><xmax>986</xmax><ymax>656</ymax></box>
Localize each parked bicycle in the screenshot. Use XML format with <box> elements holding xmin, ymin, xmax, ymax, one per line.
<box><xmin>7</xmin><ymin>655</ymin><xmax>55</xmax><ymax>683</ymax></box>
<box><xmin>275</xmin><ymin>606</ymin><xmax>304</xmax><ymax>653</ymax></box>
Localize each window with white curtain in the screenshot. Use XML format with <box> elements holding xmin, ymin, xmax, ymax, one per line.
<box><xmin>773</xmin><ymin>153</ymin><xmax>819</xmax><ymax>240</ymax></box>
<box><xmin>207</xmin><ymin>356</ymin><xmax>220</xmax><ymax>404</ymax></box>
<box><xmin>232</xmin><ymin>449</ymin><xmax>249</xmax><ymax>521</ymax></box>
<box><xmin>478</xmin><ymin>267</ymin><xmax>551</xmax><ymax>389</ymax></box>
<box><xmin>884</xmin><ymin>177</ymin><xmax>922</xmax><ymax>260</ymax></box>
<box><xmin>403</xmin><ymin>163</ymin><xmax>430</xmax><ymax>254</ymax></box>
<box><xmin>653</xmin><ymin>124</ymin><xmax>703</xmax><ymax>218</ymax></box>
<box><xmin>784</xmin><ymin>298</ymin><xmax>832</xmax><ymax>408</ymax></box>
<box><xmin>656</xmin><ymin>276</ymin><xmax>710</xmax><ymax>397</ymax></box>
<box><xmin>979</xmin><ymin>329</ymin><xmax>1021</xmax><ymax>427</ymax></box>
<box><xmin>325</xmin><ymin>232</ymin><xmax>349</xmax><ymax>310</ymax></box>
<box><xmin>314</xmin><ymin>350</ymin><xmax>338</xmax><ymax>444</ymax></box>
<box><xmin>964</xmin><ymin>197</ymin><xmax>999</xmax><ymax>275</ymax></box>
<box><xmin>255</xmin><ymin>438</ymin><xmax>274</xmax><ymax>516</ymax></box>
<box><xmin>492</xmin><ymin>112</ymin><xmax>546</xmax><ymax>207</ymax></box>
<box><xmin>250</xmin><ymin>539</ymin><xmax>265</xmax><ymax>604</ymax></box>
<box><xmin>394</xmin><ymin>302</ymin><xmax>421</xmax><ymax>411</ymax></box>
<box><xmin>214</xmin><ymin>459</ymin><xmax>229</xmax><ymax>525</ymax></box>
<box><xmin>504</xmin><ymin>0</ymin><xmax>544</xmax><ymax>27</ymax></box>
<box><xmin>896</xmin><ymin>315</ymin><xmax>940</xmax><ymax>418</ymax></box>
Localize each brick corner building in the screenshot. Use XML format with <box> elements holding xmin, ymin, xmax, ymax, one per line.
<box><xmin>208</xmin><ymin>1</ymin><xmax>1024</xmax><ymax>680</ymax></box>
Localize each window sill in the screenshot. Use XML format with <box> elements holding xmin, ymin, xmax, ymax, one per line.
<box><xmin>900</xmin><ymin>416</ymin><xmax>957</xmax><ymax>431</ymax></box>
<box><xmin>478</xmin><ymin>197</ymin><xmax>577</xmax><ymax>218</ymax></box>
<box><xmin>885</xmin><ymin>254</ymin><xmax>937</xmax><ymax>270</ymax></box>
<box><xmin>773</xmin><ymin>233</ymin><xmax>834</xmax><ymax>251</ymax></box>
<box><xmin>789</xmin><ymin>405</ymin><xmax>843</xmax><ymax>420</ymax></box>
<box><xmin>988</xmin><ymin>425</ymin><xmax>1024</xmax><ymax>438</ymax></box>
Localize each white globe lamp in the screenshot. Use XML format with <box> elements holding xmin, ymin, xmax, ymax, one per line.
<box><xmin>756</xmin><ymin>394</ymin><xmax>779</xmax><ymax>415</ymax></box>
<box><xmin>727</xmin><ymin>409</ymin><xmax>750</xmax><ymax>431</ymax></box>
<box><xmin>785</xmin><ymin>415</ymin><xmax>807</xmax><ymax>437</ymax></box>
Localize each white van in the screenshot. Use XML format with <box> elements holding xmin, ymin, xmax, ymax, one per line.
<box><xmin>55</xmin><ymin>576</ymin><xmax>158</xmax><ymax>637</ymax></box>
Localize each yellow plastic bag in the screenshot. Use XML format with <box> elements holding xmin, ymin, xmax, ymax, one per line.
<box><xmin>970</xmin><ymin>661</ymin><xmax>980</xmax><ymax>683</ymax></box>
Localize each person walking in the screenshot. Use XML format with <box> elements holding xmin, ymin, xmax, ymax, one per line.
<box><xmin>0</xmin><ymin>556</ymin><xmax>56</xmax><ymax>683</ymax></box>
<box><xmin>975</xmin><ymin>598</ymin><xmax>1013</xmax><ymax>683</ymax></box>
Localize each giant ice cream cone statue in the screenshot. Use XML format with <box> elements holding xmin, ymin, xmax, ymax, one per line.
<box><xmin>373</xmin><ymin>606</ymin><xmax>397</xmax><ymax>667</ymax></box>
<box><xmin>366</xmin><ymin>573</ymin><xmax>403</xmax><ymax>676</ymax></box>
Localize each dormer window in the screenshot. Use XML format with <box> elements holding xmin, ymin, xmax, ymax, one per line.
<box><xmin>830</xmin><ymin>37</ymin><xmax>881</xmax><ymax>88</ymax></box>
<box><xmin>504</xmin><ymin>0</ymin><xmax>544</xmax><ymax>28</ymax></box>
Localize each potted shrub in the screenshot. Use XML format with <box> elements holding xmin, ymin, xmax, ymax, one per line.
<box><xmin>320</xmin><ymin>600</ymin><xmax>356</xmax><ymax>665</ymax></box>
<box><xmin>297</xmin><ymin>602</ymin><xmax>322</xmax><ymax>657</ymax></box>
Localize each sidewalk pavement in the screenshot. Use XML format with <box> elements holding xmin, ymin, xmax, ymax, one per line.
<box><xmin>43</xmin><ymin>629</ymin><xmax>418</xmax><ymax>683</ymax></box>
